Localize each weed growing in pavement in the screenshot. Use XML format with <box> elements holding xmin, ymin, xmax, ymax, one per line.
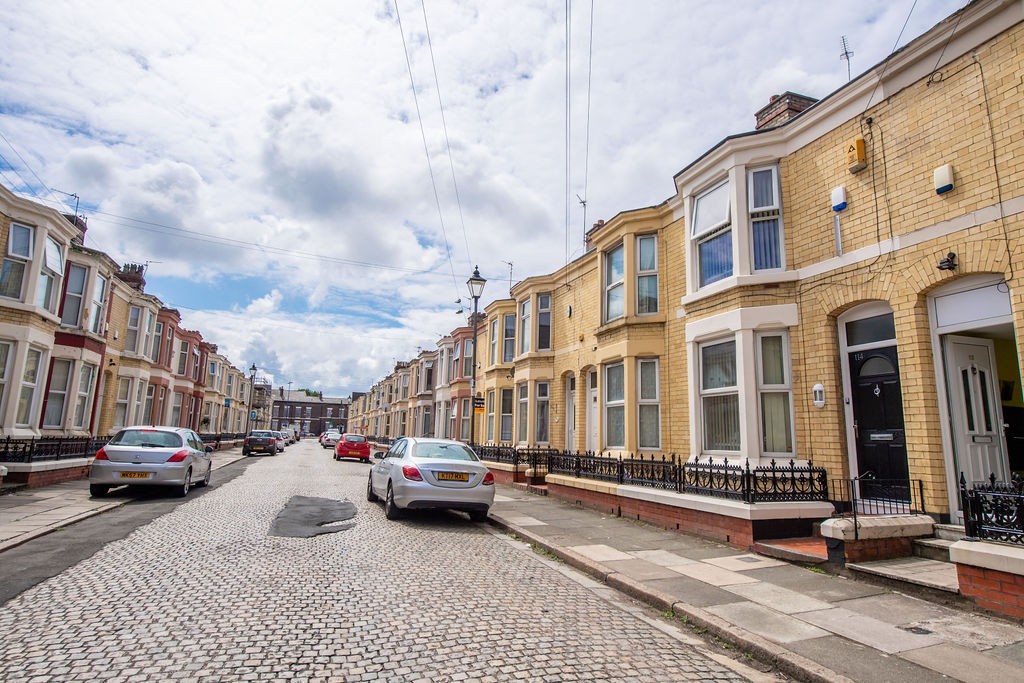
<box><xmin>531</xmin><ymin>544</ymin><xmax>562</xmax><ymax>562</ymax></box>
<box><xmin>805</xmin><ymin>565</ymin><xmax>828</xmax><ymax>575</ymax></box>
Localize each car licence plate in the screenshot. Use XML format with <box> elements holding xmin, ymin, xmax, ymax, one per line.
<box><xmin>436</xmin><ymin>471</ymin><xmax>469</xmax><ymax>482</ymax></box>
<box><xmin>119</xmin><ymin>472</ymin><xmax>151</xmax><ymax>479</ymax></box>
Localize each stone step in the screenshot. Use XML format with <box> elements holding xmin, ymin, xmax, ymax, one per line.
<box><xmin>914</xmin><ymin>537</ymin><xmax>955</xmax><ymax>562</ymax></box>
<box><xmin>754</xmin><ymin>537</ymin><xmax>829</xmax><ymax>565</ymax></box>
<box><xmin>847</xmin><ymin>556</ymin><xmax>960</xmax><ymax>594</ymax></box>
<box><xmin>934</xmin><ymin>523</ymin><xmax>967</xmax><ymax>541</ymax></box>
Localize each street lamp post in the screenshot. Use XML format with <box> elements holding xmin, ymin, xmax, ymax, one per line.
<box><xmin>466</xmin><ymin>266</ymin><xmax>486</xmax><ymax>446</ymax></box>
<box><xmin>244</xmin><ymin>363</ymin><xmax>257</xmax><ymax>434</ymax></box>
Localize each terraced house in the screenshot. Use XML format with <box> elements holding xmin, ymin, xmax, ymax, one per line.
<box><xmin>351</xmin><ymin>0</ymin><xmax>1024</xmax><ymax>578</ymax></box>
<box><xmin>0</xmin><ymin>186</ymin><xmax>254</xmax><ymax>487</ymax></box>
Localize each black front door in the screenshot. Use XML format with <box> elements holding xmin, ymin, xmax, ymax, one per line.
<box><xmin>850</xmin><ymin>345</ymin><xmax>910</xmax><ymax>500</ymax></box>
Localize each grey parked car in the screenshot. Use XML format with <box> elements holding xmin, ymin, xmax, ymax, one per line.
<box><xmin>89</xmin><ymin>426</ymin><xmax>213</xmax><ymax>498</ymax></box>
<box><xmin>367</xmin><ymin>437</ymin><xmax>494</xmax><ymax>522</ymax></box>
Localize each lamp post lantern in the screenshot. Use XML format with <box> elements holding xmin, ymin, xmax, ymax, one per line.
<box><xmin>244</xmin><ymin>363</ymin><xmax>257</xmax><ymax>434</ymax></box>
<box><xmin>466</xmin><ymin>266</ymin><xmax>486</xmax><ymax>446</ymax></box>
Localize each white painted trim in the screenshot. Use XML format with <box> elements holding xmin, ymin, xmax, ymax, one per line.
<box><xmin>685</xmin><ymin>304</ymin><xmax>799</xmax><ymax>342</ymax></box>
<box><xmin>950</xmin><ymin>539</ymin><xmax>1024</xmax><ymax>576</ymax></box>
<box><xmin>2</xmin><ymin>457</ymin><xmax>92</xmax><ymax>473</ymax></box>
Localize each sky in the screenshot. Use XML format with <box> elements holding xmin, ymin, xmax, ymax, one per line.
<box><xmin>0</xmin><ymin>0</ymin><xmax>967</xmax><ymax>397</ymax></box>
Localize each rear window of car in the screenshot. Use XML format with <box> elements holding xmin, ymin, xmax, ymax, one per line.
<box><xmin>344</xmin><ymin>435</ymin><xmax>366</xmax><ymax>443</ymax></box>
<box><xmin>251</xmin><ymin>431</ymin><xmax>274</xmax><ymax>437</ymax></box>
<box><xmin>412</xmin><ymin>443</ymin><xmax>478</xmax><ymax>461</ymax></box>
<box><xmin>110</xmin><ymin>429</ymin><xmax>183</xmax><ymax>448</ymax></box>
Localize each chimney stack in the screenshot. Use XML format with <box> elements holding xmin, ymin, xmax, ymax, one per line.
<box><xmin>116</xmin><ymin>263</ymin><xmax>147</xmax><ymax>291</ymax></box>
<box><xmin>754</xmin><ymin>92</ymin><xmax>818</xmax><ymax>130</ymax></box>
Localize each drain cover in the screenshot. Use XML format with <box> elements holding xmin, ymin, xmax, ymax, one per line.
<box><xmin>269</xmin><ymin>496</ymin><xmax>358</xmax><ymax>538</ymax></box>
<box><xmin>899</xmin><ymin>626</ymin><xmax>933</xmax><ymax>635</ymax></box>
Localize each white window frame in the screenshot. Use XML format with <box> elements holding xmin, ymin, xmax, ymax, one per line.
<box><xmin>1</xmin><ymin>224</ymin><xmax>33</xmax><ymax>301</ymax></box>
<box><xmin>43</xmin><ymin>358</ymin><xmax>73</xmax><ymax>428</ymax></box>
<box><xmin>462</xmin><ymin>339</ymin><xmax>473</xmax><ymax>378</ymax></box>
<box><xmin>516</xmin><ymin>383</ymin><xmax>529</xmax><ymax>443</ymax></box>
<box><xmin>170</xmin><ymin>391</ymin><xmax>183</xmax><ymax>426</ymax></box>
<box><xmin>0</xmin><ymin>340</ymin><xmax>12</xmax><ymax>418</ymax></box>
<box><xmin>16</xmin><ymin>347</ymin><xmax>44</xmax><ymax>426</ymax></box>
<box><xmin>61</xmin><ymin>263</ymin><xmax>88</xmax><ymax>327</ymax></box>
<box><xmin>125</xmin><ymin>306</ymin><xmax>142</xmax><ymax>354</ymax></box>
<box><xmin>177</xmin><ymin>340</ymin><xmax>189</xmax><ymax>375</ymax></box>
<box><xmin>692</xmin><ymin>179</ymin><xmax>733</xmax><ymax>288</ymax></box>
<box><xmin>756</xmin><ymin>331</ymin><xmax>794</xmax><ymax>456</ymax></box>
<box><xmin>35</xmin><ymin>237</ymin><xmax>64</xmax><ymax>312</ymax></box>
<box><xmin>698</xmin><ymin>338</ymin><xmax>740</xmax><ymax>454</ymax></box>
<box><xmin>604</xmin><ymin>244</ymin><xmax>625</xmax><ymax>323</ymax></box>
<box><xmin>489</xmin><ymin>318</ymin><xmax>498</xmax><ymax>365</ymax></box>
<box><xmin>748</xmin><ymin>165</ymin><xmax>784</xmax><ymax>272</ymax></box>
<box><xmin>518</xmin><ymin>299</ymin><xmax>531</xmax><ymax>355</ymax></box>
<box><xmin>535</xmin><ymin>381</ymin><xmax>550</xmax><ymax>444</ymax></box>
<box><xmin>500</xmin><ymin>388</ymin><xmax>513</xmax><ymax>442</ymax></box>
<box><xmin>142</xmin><ymin>383</ymin><xmax>155</xmax><ymax>426</ymax></box>
<box><xmin>537</xmin><ymin>294</ymin><xmax>552</xmax><ymax>351</ymax></box>
<box><xmin>89</xmin><ymin>274</ymin><xmax>107</xmax><ymax>334</ymax></box>
<box><xmin>636</xmin><ymin>235</ymin><xmax>658</xmax><ymax>315</ymax></box>
<box><xmin>486</xmin><ymin>389</ymin><xmax>495</xmax><ymax>442</ymax></box>
<box><xmin>460</xmin><ymin>397</ymin><xmax>471</xmax><ymax>440</ymax></box>
<box><xmin>502</xmin><ymin>314</ymin><xmax>515</xmax><ymax>363</ymax></box>
<box><xmin>73</xmin><ymin>364</ymin><xmax>96</xmax><ymax>429</ymax></box>
<box><xmin>637</xmin><ymin>358</ymin><xmax>661</xmax><ymax>450</ymax></box>
<box><xmin>114</xmin><ymin>377</ymin><xmax>132</xmax><ymax>428</ymax></box>
<box><xmin>604</xmin><ymin>362</ymin><xmax>625</xmax><ymax>449</ymax></box>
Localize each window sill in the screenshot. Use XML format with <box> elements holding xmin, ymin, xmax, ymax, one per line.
<box><xmin>682</xmin><ymin>270</ymin><xmax>798</xmax><ymax>307</ymax></box>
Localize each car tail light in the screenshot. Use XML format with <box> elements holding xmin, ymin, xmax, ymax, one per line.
<box><xmin>482</xmin><ymin>471</ymin><xmax>495</xmax><ymax>486</ymax></box>
<box><xmin>94</xmin><ymin>448</ymin><xmax>108</xmax><ymax>460</ymax></box>
<box><xmin>401</xmin><ymin>465</ymin><xmax>423</xmax><ymax>481</ymax></box>
<box><xmin>166</xmin><ymin>449</ymin><xmax>190</xmax><ymax>463</ymax></box>
<box><xmin>244</xmin><ymin>437</ymin><xmax>250</xmax><ymax>445</ymax></box>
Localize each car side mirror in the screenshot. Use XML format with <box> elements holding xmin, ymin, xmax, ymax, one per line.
<box><xmin>205</xmin><ymin>446</ymin><xmax>214</xmax><ymax>453</ymax></box>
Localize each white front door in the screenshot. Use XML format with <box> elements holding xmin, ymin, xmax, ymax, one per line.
<box><xmin>586</xmin><ymin>371</ymin><xmax>598</xmax><ymax>452</ymax></box>
<box><xmin>944</xmin><ymin>335</ymin><xmax>1009</xmax><ymax>485</ymax></box>
<box><xmin>565</xmin><ymin>375</ymin><xmax>576</xmax><ymax>450</ymax></box>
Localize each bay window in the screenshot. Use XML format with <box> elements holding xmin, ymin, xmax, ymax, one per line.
<box><xmin>637</xmin><ymin>235</ymin><xmax>658</xmax><ymax>314</ymax></box>
<box><xmin>537</xmin><ymin>294</ymin><xmax>551</xmax><ymax>351</ymax></box>
<box><xmin>62</xmin><ymin>264</ymin><xmax>87</xmax><ymax>327</ymax></box>
<box><xmin>16</xmin><ymin>348</ymin><xmax>43</xmax><ymax>426</ymax></box>
<box><xmin>535</xmin><ymin>382</ymin><xmax>549</xmax><ymax>443</ymax></box>
<box><xmin>89</xmin><ymin>274</ymin><xmax>108</xmax><ymax>334</ymax></box>
<box><xmin>462</xmin><ymin>340</ymin><xmax>473</xmax><ymax>377</ymax></box>
<box><xmin>519</xmin><ymin>299</ymin><xmax>531</xmax><ymax>355</ymax></box>
<box><xmin>43</xmin><ymin>359</ymin><xmax>73</xmax><ymax>427</ymax></box>
<box><xmin>125</xmin><ymin>306</ymin><xmax>142</xmax><ymax>353</ymax></box>
<box><xmin>0</xmin><ymin>341</ymin><xmax>11</xmax><ymax>414</ymax></box>
<box><xmin>637</xmin><ymin>358</ymin><xmax>660</xmax><ymax>449</ymax></box>
<box><xmin>1</xmin><ymin>224</ymin><xmax>32</xmax><ymax>300</ymax></box>
<box><xmin>73</xmin><ymin>364</ymin><xmax>96</xmax><ymax>429</ymax></box>
<box><xmin>517</xmin><ymin>383</ymin><xmax>528</xmax><ymax>442</ymax></box>
<box><xmin>700</xmin><ymin>339</ymin><xmax>740</xmax><ymax>452</ymax></box>
<box><xmin>749</xmin><ymin>166</ymin><xmax>782</xmax><ymax>271</ymax></box>
<box><xmin>114</xmin><ymin>377</ymin><xmax>132</xmax><ymax>428</ymax></box>
<box><xmin>757</xmin><ymin>332</ymin><xmax>793</xmax><ymax>454</ymax></box>
<box><xmin>604</xmin><ymin>363</ymin><xmax>624</xmax><ymax>449</ymax></box>
<box><xmin>460</xmin><ymin>398</ymin><xmax>470</xmax><ymax>440</ymax></box>
<box><xmin>170</xmin><ymin>392</ymin><xmax>183</xmax><ymax>426</ymax></box>
<box><xmin>693</xmin><ymin>180</ymin><xmax>732</xmax><ymax>287</ymax></box>
<box><xmin>502</xmin><ymin>314</ymin><xmax>515</xmax><ymax>362</ymax></box>
<box><xmin>486</xmin><ymin>389</ymin><xmax>495</xmax><ymax>442</ymax></box>
<box><xmin>500</xmin><ymin>388</ymin><xmax>513</xmax><ymax>441</ymax></box>
<box><xmin>177</xmin><ymin>340</ymin><xmax>188</xmax><ymax>375</ymax></box>
<box><xmin>604</xmin><ymin>244</ymin><xmax>624</xmax><ymax>322</ymax></box>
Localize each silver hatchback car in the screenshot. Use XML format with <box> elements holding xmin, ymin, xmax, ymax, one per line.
<box><xmin>89</xmin><ymin>426</ymin><xmax>213</xmax><ymax>498</ymax></box>
<box><xmin>367</xmin><ymin>437</ymin><xmax>494</xmax><ymax>522</ymax></box>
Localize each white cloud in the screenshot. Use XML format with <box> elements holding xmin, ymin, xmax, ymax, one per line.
<box><xmin>0</xmin><ymin>0</ymin><xmax>968</xmax><ymax>395</ymax></box>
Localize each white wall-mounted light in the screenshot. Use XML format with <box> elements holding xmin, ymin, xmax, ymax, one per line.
<box><xmin>831</xmin><ymin>187</ymin><xmax>847</xmax><ymax>212</ymax></box>
<box><xmin>813</xmin><ymin>383</ymin><xmax>826</xmax><ymax>408</ymax></box>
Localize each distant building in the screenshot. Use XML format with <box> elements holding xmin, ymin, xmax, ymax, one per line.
<box><xmin>270</xmin><ymin>387</ymin><xmax>348</xmax><ymax>435</ymax></box>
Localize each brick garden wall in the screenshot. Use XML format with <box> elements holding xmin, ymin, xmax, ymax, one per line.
<box><xmin>957</xmin><ymin>563</ymin><xmax>1024</xmax><ymax>620</ymax></box>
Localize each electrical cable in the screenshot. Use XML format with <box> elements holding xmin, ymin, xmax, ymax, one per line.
<box><xmin>394</xmin><ymin>0</ymin><xmax>463</xmax><ymax>303</ymax></box>
<box><xmin>863</xmin><ymin>0</ymin><xmax>919</xmax><ymax>112</ymax></box>
<box><xmin>420</xmin><ymin>0</ymin><xmax>472</xmax><ymax>272</ymax></box>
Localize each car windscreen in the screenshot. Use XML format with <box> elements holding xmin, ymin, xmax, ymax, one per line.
<box><xmin>344</xmin><ymin>435</ymin><xmax>366</xmax><ymax>443</ymax></box>
<box><xmin>109</xmin><ymin>429</ymin><xmax>183</xmax><ymax>448</ymax></box>
<box><xmin>412</xmin><ymin>443</ymin><xmax>478</xmax><ymax>461</ymax></box>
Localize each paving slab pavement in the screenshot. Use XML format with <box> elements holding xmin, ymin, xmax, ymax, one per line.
<box><xmin>3</xmin><ymin>456</ymin><xmax>1024</xmax><ymax>682</ymax></box>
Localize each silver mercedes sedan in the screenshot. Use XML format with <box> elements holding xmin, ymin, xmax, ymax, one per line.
<box><xmin>89</xmin><ymin>426</ymin><xmax>213</xmax><ymax>498</ymax></box>
<box><xmin>367</xmin><ymin>437</ymin><xmax>494</xmax><ymax>522</ymax></box>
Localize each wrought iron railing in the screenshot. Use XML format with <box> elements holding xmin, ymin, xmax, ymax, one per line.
<box><xmin>0</xmin><ymin>436</ymin><xmax>107</xmax><ymax>463</ymax></box>
<box><xmin>500</xmin><ymin>448</ymin><xmax>828</xmax><ymax>504</ymax></box>
<box><xmin>961</xmin><ymin>473</ymin><xmax>1024</xmax><ymax>546</ymax></box>
<box><xmin>829</xmin><ymin>476</ymin><xmax>926</xmax><ymax>540</ymax></box>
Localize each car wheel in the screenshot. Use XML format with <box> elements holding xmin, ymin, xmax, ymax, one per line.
<box><xmin>175</xmin><ymin>470</ymin><xmax>192</xmax><ymax>498</ymax></box>
<box><xmin>366</xmin><ymin>474</ymin><xmax>378</xmax><ymax>502</ymax></box>
<box><xmin>89</xmin><ymin>484</ymin><xmax>109</xmax><ymax>498</ymax></box>
<box><xmin>469</xmin><ymin>509</ymin><xmax>489</xmax><ymax>523</ymax></box>
<box><xmin>384</xmin><ymin>483</ymin><xmax>403</xmax><ymax>520</ymax></box>
<box><xmin>333</xmin><ymin>454</ymin><xmax>339</xmax><ymax>461</ymax></box>
<box><xmin>196</xmin><ymin>464</ymin><xmax>212</xmax><ymax>488</ymax></box>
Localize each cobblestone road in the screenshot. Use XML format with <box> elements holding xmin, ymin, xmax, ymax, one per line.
<box><xmin>0</xmin><ymin>442</ymin><xmax>750</xmax><ymax>682</ymax></box>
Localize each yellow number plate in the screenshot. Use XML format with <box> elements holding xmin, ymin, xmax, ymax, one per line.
<box><xmin>437</xmin><ymin>471</ymin><xmax>469</xmax><ymax>482</ymax></box>
<box><xmin>119</xmin><ymin>472</ymin><xmax>151</xmax><ymax>479</ymax></box>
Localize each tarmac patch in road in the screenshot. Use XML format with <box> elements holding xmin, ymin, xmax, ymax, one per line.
<box><xmin>269</xmin><ymin>496</ymin><xmax>357</xmax><ymax>538</ymax></box>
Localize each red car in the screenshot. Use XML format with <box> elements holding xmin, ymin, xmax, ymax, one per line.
<box><xmin>334</xmin><ymin>433</ymin><xmax>371</xmax><ymax>463</ymax></box>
